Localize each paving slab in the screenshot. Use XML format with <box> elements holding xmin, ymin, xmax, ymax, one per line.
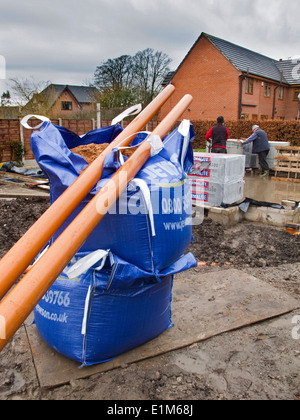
<box><xmin>25</xmin><ymin>268</ymin><xmax>300</xmax><ymax>388</ymax></box>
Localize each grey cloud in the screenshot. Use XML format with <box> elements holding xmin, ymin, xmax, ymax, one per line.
<box><xmin>0</xmin><ymin>0</ymin><xmax>299</xmax><ymax>90</ymax></box>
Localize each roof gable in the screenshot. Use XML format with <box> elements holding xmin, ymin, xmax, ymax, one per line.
<box><xmin>165</xmin><ymin>33</ymin><xmax>297</xmax><ymax>86</ymax></box>
<box><xmin>67</xmin><ymin>85</ymin><xmax>98</xmax><ymax>103</ymax></box>
<box><xmin>22</xmin><ymin>84</ymin><xmax>99</xmax><ymax>115</ymax></box>
<box><xmin>51</xmin><ymin>84</ymin><xmax>98</xmax><ymax>104</ymax></box>
<box><xmin>204</xmin><ymin>33</ymin><xmax>285</xmax><ymax>83</ymax></box>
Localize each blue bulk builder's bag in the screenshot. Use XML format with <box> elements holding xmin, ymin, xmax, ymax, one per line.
<box><xmin>28</xmin><ymin>115</ymin><xmax>197</xmax><ymax>365</ymax></box>
<box><xmin>33</xmin><ymin>250</ymin><xmax>196</xmax><ymax>365</ymax></box>
<box><xmin>30</xmin><ymin>118</ymin><xmax>196</xmax><ymax>274</ymax></box>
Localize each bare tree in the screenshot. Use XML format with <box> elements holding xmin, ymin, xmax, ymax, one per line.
<box><xmin>133</xmin><ymin>48</ymin><xmax>172</xmax><ymax>104</ymax></box>
<box><xmin>95</xmin><ymin>55</ymin><xmax>134</xmax><ymax>91</ymax></box>
<box><xmin>9</xmin><ymin>77</ymin><xmax>51</xmax><ymax>108</ymax></box>
<box><xmin>94</xmin><ymin>55</ymin><xmax>136</xmax><ymax>108</ymax></box>
<box><xmin>94</xmin><ymin>49</ymin><xmax>172</xmax><ymax>108</ymax></box>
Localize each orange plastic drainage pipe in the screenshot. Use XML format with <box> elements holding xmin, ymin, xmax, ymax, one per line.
<box><xmin>0</xmin><ymin>94</ymin><xmax>192</xmax><ymax>351</ymax></box>
<box><xmin>0</xmin><ymin>84</ymin><xmax>175</xmax><ymax>301</ymax></box>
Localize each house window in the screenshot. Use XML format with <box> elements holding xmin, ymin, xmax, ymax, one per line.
<box><xmin>278</xmin><ymin>86</ymin><xmax>284</xmax><ymax>100</ymax></box>
<box><xmin>61</xmin><ymin>101</ymin><xmax>73</xmax><ymax>110</ymax></box>
<box><xmin>241</xmin><ymin>113</ymin><xmax>249</xmax><ymax>120</ymax></box>
<box><xmin>294</xmin><ymin>88</ymin><xmax>300</xmax><ymax>101</ymax></box>
<box><xmin>252</xmin><ymin>114</ymin><xmax>258</xmax><ymax>121</ymax></box>
<box><xmin>245</xmin><ymin>78</ymin><xmax>254</xmax><ymax>95</ymax></box>
<box><xmin>261</xmin><ymin>115</ymin><xmax>269</xmax><ymax>120</ymax></box>
<box><xmin>264</xmin><ymin>84</ymin><xmax>271</xmax><ymax>97</ymax></box>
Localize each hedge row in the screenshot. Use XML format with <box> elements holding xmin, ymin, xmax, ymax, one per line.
<box><xmin>191</xmin><ymin>120</ymin><xmax>300</xmax><ymax>149</ymax></box>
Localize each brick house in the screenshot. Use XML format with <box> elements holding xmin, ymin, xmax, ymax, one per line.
<box><xmin>23</xmin><ymin>84</ymin><xmax>99</xmax><ymax>118</ymax></box>
<box><xmin>160</xmin><ymin>33</ymin><xmax>300</xmax><ymax>121</ymax></box>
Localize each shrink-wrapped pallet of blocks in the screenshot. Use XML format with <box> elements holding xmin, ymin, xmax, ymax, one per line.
<box><xmin>188</xmin><ymin>152</ymin><xmax>246</xmax><ymax>207</ymax></box>
<box><xmin>214</xmin><ymin>139</ymin><xmax>258</xmax><ymax>169</ymax></box>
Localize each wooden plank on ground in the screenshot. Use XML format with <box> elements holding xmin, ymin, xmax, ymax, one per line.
<box><xmin>273</xmin><ymin>166</ymin><xmax>300</xmax><ymax>173</ymax></box>
<box><xmin>25</xmin><ymin>269</ymin><xmax>300</xmax><ymax>388</ymax></box>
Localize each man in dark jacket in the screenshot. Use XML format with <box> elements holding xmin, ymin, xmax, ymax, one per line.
<box><xmin>242</xmin><ymin>125</ymin><xmax>270</xmax><ymax>176</ymax></box>
<box><xmin>205</xmin><ymin>116</ymin><xmax>229</xmax><ymax>153</ymax></box>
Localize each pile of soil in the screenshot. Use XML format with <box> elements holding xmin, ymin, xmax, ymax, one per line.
<box><xmin>1</xmin><ymin>198</ymin><xmax>299</xmax><ymax>270</ymax></box>
<box><xmin>188</xmin><ymin>218</ymin><xmax>300</xmax><ymax>268</ymax></box>
<box><xmin>71</xmin><ymin>143</ymin><xmax>136</xmax><ymax>165</ymax></box>
<box><xmin>0</xmin><ymin>198</ymin><xmax>50</xmax><ymax>259</ymax></box>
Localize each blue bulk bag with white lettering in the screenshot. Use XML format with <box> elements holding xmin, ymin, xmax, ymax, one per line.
<box><xmin>29</xmin><ymin>117</ymin><xmax>196</xmax><ymax>274</ymax></box>
<box><xmin>28</xmin><ymin>113</ymin><xmax>198</xmax><ymax>365</ymax></box>
<box><xmin>33</xmin><ymin>250</ymin><xmax>196</xmax><ymax>365</ymax></box>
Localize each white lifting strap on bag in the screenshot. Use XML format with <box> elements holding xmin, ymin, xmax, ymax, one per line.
<box><xmin>116</xmin><ymin>132</ymin><xmax>163</xmax><ymax>158</ymax></box>
<box><xmin>66</xmin><ymin>249</ymin><xmax>110</xmax><ymax>280</ymax></box>
<box><xmin>64</xmin><ymin>249</ymin><xmax>110</xmax><ymax>336</ymax></box>
<box><xmin>20</xmin><ymin>114</ymin><xmax>51</xmax><ymax>130</ymax></box>
<box><xmin>178</xmin><ymin>119</ymin><xmax>191</xmax><ymax>169</ymax></box>
<box><xmin>129</xmin><ymin>178</ymin><xmax>156</xmax><ymax>237</ymax></box>
<box><xmin>111</xmin><ymin>104</ymin><xmax>142</xmax><ymax>126</ymax></box>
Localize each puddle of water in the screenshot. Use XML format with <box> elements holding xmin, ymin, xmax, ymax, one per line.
<box><xmin>244</xmin><ymin>174</ymin><xmax>300</xmax><ymax>204</ymax></box>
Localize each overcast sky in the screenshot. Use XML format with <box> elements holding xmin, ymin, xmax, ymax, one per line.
<box><xmin>0</xmin><ymin>0</ymin><xmax>299</xmax><ymax>97</ymax></box>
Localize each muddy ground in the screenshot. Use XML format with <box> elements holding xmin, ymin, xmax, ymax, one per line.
<box><xmin>0</xmin><ymin>197</ymin><xmax>299</xmax><ymax>400</ymax></box>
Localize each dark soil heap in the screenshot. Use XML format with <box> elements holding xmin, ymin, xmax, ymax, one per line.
<box><xmin>0</xmin><ymin>198</ymin><xmax>299</xmax><ymax>269</ymax></box>
<box><xmin>0</xmin><ymin>198</ymin><xmax>50</xmax><ymax>259</ymax></box>
<box><xmin>188</xmin><ymin>218</ymin><xmax>300</xmax><ymax>267</ymax></box>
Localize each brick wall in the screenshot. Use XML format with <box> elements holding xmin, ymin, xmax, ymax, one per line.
<box><xmin>241</xmin><ymin>78</ymin><xmax>276</xmax><ymax>120</ymax></box>
<box><xmin>241</xmin><ymin>80</ymin><xmax>299</xmax><ymax>121</ymax></box>
<box><xmin>285</xmin><ymin>88</ymin><xmax>300</xmax><ymax>120</ymax></box>
<box><xmin>0</xmin><ymin>119</ymin><xmax>22</xmax><ymax>161</ymax></box>
<box><xmin>159</xmin><ymin>36</ymin><xmax>241</xmax><ymax>122</ymax></box>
